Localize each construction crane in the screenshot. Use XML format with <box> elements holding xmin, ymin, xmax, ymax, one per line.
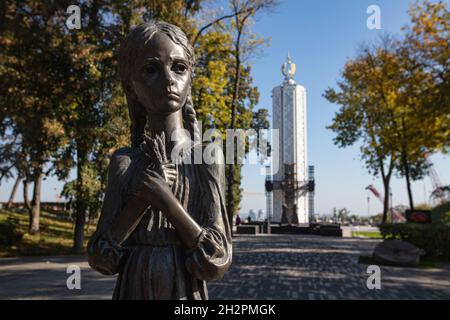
<box><xmin>365</xmin><ymin>185</ymin><xmax>406</xmax><ymax>223</ymax></box>
<box><xmin>424</xmin><ymin>153</ymin><xmax>448</xmax><ymax>204</ymax></box>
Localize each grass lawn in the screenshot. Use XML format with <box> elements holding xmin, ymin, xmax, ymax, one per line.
<box><xmin>351</xmin><ymin>231</ymin><xmax>383</xmax><ymax>239</ymax></box>
<box><xmin>0</xmin><ymin>209</ymin><xmax>95</xmax><ymax>257</ymax></box>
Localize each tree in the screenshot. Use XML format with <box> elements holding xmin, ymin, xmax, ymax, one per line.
<box><xmin>392</xmin><ymin>0</ymin><xmax>450</xmax><ymax>208</ymax></box>
<box><xmin>188</xmin><ymin>1</ymin><xmax>274</xmax><ymax>226</ymax></box>
<box><xmin>0</xmin><ymin>133</ymin><xmax>27</xmax><ymax>209</ymax></box>
<box><xmin>60</xmin><ymin>1</ymin><xmax>130</xmax><ymax>252</ymax></box>
<box><xmin>0</xmin><ymin>0</ymin><xmax>138</xmax><ymax>241</ymax></box>
<box><xmin>325</xmin><ymin>1</ymin><xmax>449</xmax><ymax>219</ymax></box>
<box><xmin>61</xmin><ymin>0</ymin><xmax>208</xmax><ymax>251</ymax></box>
<box><xmin>1</xmin><ymin>0</ymin><xmax>273</xmax><ymax>247</ymax></box>
<box><xmin>387</xmin><ymin>41</ymin><xmax>432</xmax><ymax>210</ymax></box>
<box><xmin>224</xmin><ymin>0</ymin><xmax>277</xmax><ymax>227</ymax></box>
<box><xmin>324</xmin><ymin>39</ymin><xmax>402</xmax><ymax>223</ymax></box>
<box><xmin>379</xmin><ymin>1</ymin><xmax>450</xmax><ymax>210</ymax></box>
<box><xmin>404</xmin><ymin>0</ymin><xmax>450</xmax><ymax>143</ymax></box>
<box><xmin>325</xmin><ymin>20</ymin><xmax>449</xmax><ymax>219</ymax></box>
<box><xmin>0</xmin><ymin>1</ymin><xmax>72</xmax><ymax>233</ymax></box>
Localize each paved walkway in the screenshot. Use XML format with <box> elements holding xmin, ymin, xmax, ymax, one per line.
<box><xmin>0</xmin><ymin>234</ymin><xmax>449</xmax><ymax>300</ymax></box>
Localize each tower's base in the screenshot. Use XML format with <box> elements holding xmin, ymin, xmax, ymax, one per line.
<box><xmin>269</xmin><ymin>223</ymin><xmax>343</xmax><ymax>237</ymax></box>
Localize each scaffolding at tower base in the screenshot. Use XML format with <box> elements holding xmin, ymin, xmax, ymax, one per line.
<box><xmin>265</xmin><ymin>164</ymin><xmax>315</xmax><ymax>225</ymax></box>
<box><xmin>308</xmin><ymin>166</ymin><xmax>315</xmax><ymax>220</ymax></box>
<box><xmin>265</xmin><ymin>166</ymin><xmax>273</xmax><ymax>222</ymax></box>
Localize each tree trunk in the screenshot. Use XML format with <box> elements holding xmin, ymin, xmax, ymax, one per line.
<box><xmin>23</xmin><ymin>178</ymin><xmax>31</xmax><ymax>211</ymax></box>
<box><xmin>73</xmin><ymin>148</ymin><xmax>87</xmax><ymax>253</ymax></box>
<box><xmin>226</xmin><ymin>22</ymin><xmax>243</xmax><ymax>230</ymax></box>
<box><xmin>382</xmin><ymin>177</ymin><xmax>390</xmax><ymax>224</ymax></box>
<box><xmin>6</xmin><ymin>174</ymin><xmax>22</xmax><ymax>209</ymax></box>
<box><xmin>401</xmin><ymin>150</ymin><xmax>414</xmax><ymax>210</ymax></box>
<box><xmin>380</xmin><ymin>157</ymin><xmax>394</xmax><ymax>224</ymax></box>
<box><xmin>28</xmin><ymin>168</ymin><xmax>42</xmax><ymax>234</ymax></box>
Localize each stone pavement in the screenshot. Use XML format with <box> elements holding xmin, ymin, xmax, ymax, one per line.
<box><xmin>0</xmin><ymin>234</ymin><xmax>449</xmax><ymax>300</ymax></box>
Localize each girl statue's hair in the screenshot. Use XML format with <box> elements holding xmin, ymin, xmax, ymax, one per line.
<box><xmin>118</xmin><ymin>21</ymin><xmax>200</xmax><ymax>148</ymax></box>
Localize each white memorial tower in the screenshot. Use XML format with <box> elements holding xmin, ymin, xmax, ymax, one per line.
<box><xmin>271</xmin><ymin>53</ymin><xmax>309</xmax><ymax>224</ymax></box>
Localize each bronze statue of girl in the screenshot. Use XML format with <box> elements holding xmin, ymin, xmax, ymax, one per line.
<box><xmin>87</xmin><ymin>21</ymin><xmax>232</xmax><ymax>300</ymax></box>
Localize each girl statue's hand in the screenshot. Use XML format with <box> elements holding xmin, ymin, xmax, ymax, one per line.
<box><xmin>130</xmin><ymin>168</ymin><xmax>175</xmax><ymax>211</ymax></box>
<box><xmin>139</xmin><ymin>133</ymin><xmax>177</xmax><ymax>188</ymax></box>
<box><xmin>161</xmin><ymin>162</ymin><xmax>177</xmax><ymax>187</ymax></box>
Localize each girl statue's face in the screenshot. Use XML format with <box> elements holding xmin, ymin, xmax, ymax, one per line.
<box><xmin>130</xmin><ymin>32</ymin><xmax>191</xmax><ymax>115</ymax></box>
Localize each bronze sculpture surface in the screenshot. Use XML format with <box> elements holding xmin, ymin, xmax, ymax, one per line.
<box><xmin>87</xmin><ymin>21</ymin><xmax>232</xmax><ymax>300</ymax></box>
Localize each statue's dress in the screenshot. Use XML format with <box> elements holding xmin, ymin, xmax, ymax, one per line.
<box><xmin>87</xmin><ymin>142</ymin><xmax>232</xmax><ymax>299</ymax></box>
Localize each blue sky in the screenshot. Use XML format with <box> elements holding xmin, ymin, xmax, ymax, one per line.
<box><xmin>1</xmin><ymin>0</ymin><xmax>448</xmax><ymax>217</ymax></box>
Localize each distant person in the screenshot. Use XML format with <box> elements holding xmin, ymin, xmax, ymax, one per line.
<box><xmin>235</xmin><ymin>215</ymin><xmax>241</xmax><ymax>226</ymax></box>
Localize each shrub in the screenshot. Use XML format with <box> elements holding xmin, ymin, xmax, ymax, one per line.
<box><xmin>0</xmin><ymin>219</ymin><xmax>23</xmax><ymax>247</ymax></box>
<box><xmin>431</xmin><ymin>201</ymin><xmax>450</xmax><ymax>226</ymax></box>
<box><xmin>379</xmin><ymin>202</ymin><xmax>450</xmax><ymax>260</ymax></box>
